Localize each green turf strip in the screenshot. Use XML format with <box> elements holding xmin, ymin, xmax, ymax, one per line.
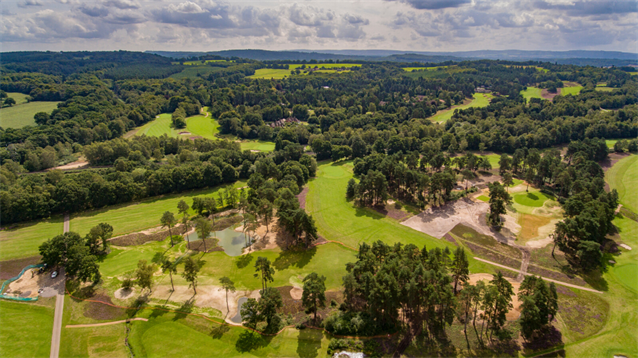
<box><xmin>0</xmin><ymin>301</ymin><xmax>54</xmax><ymax>358</ymax></box>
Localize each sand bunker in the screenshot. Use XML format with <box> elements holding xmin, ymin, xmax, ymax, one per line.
<box><xmin>290</xmin><ymin>287</ymin><xmax>303</xmax><ymax>300</ymax></box>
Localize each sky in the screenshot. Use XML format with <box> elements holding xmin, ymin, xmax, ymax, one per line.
<box><xmin>1</xmin><ymin>0</ymin><xmax>637</xmax><ymax>53</ymax></box>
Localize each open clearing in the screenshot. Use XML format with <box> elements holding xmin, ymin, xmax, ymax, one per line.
<box><xmin>521</xmin><ymin>86</ymin><xmax>543</xmax><ymax>102</ymax></box>
<box><xmin>605</xmin><ymin>154</ymin><xmax>638</xmax><ymax>213</ymax></box>
<box><xmin>169</xmin><ymin>66</ymin><xmax>224</xmax><ymax>80</ymax></box>
<box><xmin>135</xmin><ymin>113</ymin><xmax>178</xmax><ymax>138</ymax></box>
<box><xmin>248</xmin><ymin>68</ymin><xmax>294</xmax><ymax>79</ymax></box>
<box><xmin>0</xmin><ymin>100</ymin><xmax>60</xmax><ymax>129</ymax></box>
<box><xmin>70</xmin><ymin>181</ymin><xmax>245</xmax><ymax>237</ymax></box>
<box><xmin>186</xmin><ymin>113</ymin><xmax>219</xmax><ymax>140</ymax></box>
<box><xmin>429</xmin><ymin>93</ymin><xmax>493</xmax><ymax>123</ymax></box>
<box><xmin>0</xmin><ymin>301</ymin><xmax>54</xmax><ymax>358</ymax></box>
<box><xmin>0</xmin><ymin>216</ymin><xmax>64</xmax><ymax>261</ymax></box>
<box><xmin>239</xmin><ymin>140</ymin><xmax>276</xmax><ymax>152</ymax></box>
<box><xmin>561</xmin><ymin>83</ymin><xmax>583</xmax><ymax>96</ymax></box>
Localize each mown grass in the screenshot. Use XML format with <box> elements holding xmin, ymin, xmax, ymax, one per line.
<box><xmin>239</xmin><ymin>141</ymin><xmax>276</xmax><ymax>152</ymax></box>
<box><xmin>605</xmin><ymin>139</ymin><xmax>618</xmax><ymax>149</ymax></box>
<box><xmin>605</xmin><ymin>154</ymin><xmax>638</xmax><ymax>213</ymax></box>
<box><xmin>595</xmin><ymin>86</ymin><xmax>615</xmax><ymax>92</ymax></box>
<box><xmin>60</xmin><ymin>323</ymin><xmax>129</xmax><ymax>358</ymax></box>
<box><xmin>248</xmin><ymin>69</ymin><xmax>294</xmax><ymax>79</ymax></box>
<box><xmin>6</xmin><ymin>92</ymin><xmax>30</xmax><ymax>105</ymax></box>
<box><xmin>135</xmin><ymin>113</ymin><xmax>178</xmax><ymax>138</ymax></box>
<box><xmin>520</xmin><ymin>86</ymin><xmax>543</xmax><ymax>102</ymax></box>
<box><xmin>169</xmin><ymin>66</ymin><xmax>224</xmax><ymax>80</ymax></box>
<box><xmin>513</xmin><ymin>191</ymin><xmax>553</xmax><ymax>207</ymax></box>
<box><xmin>0</xmin><ymin>301</ymin><xmax>54</xmax><ymax>358</ymax></box>
<box><xmin>561</xmin><ymin>84</ymin><xmax>583</xmax><ymax>96</ymax></box>
<box><xmin>289</xmin><ymin>63</ymin><xmax>360</xmax><ymax>70</ymax></box>
<box><xmin>0</xmin><ymin>100</ymin><xmax>60</xmax><ymax>129</ymax></box>
<box><xmin>186</xmin><ymin>112</ymin><xmax>219</xmax><ymax>140</ymax></box>
<box><xmin>0</xmin><ymin>216</ymin><xmax>64</xmax><ymax>261</ymax></box>
<box><xmin>69</xmin><ymin>181</ymin><xmax>246</xmax><ymax>237</ymax></box>
<box><xmin>429</xmin><ymin>93</ymin><xmax>492</xmax><ymax>123</ymax></box>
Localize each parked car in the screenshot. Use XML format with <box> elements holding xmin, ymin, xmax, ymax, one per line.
<box><xmin>51</xmin><ymin>271</ymin><xmax>58</xmax><ymax>278</ymax></box>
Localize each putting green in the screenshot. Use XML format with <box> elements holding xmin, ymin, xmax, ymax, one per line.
<box><xmin>513</xmin><ymin>191</ymin><xmax>552</xmax><ymax>207</ymax></box>
<box><xmin>613</xmin><ymin>264</ymin><xmax>638</xmax><ymax>292</ymax></box>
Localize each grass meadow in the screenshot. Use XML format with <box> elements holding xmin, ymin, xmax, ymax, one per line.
<box><xmin>69</xmin><ymin>181</ymin><xmax>246</xmax><ymax>237</ymax></box>
<box><xmin>605</xmin><ymin>154</ymin><xmax>638</xmax><ymax>212</ymax></box>
<box><xmin>239</xmin><ymin>141</ymin><xmax>276</xmax><ymax>152</ymax></box>
<box><xmin>0</xmin><ymin>216</ymin><xmax>64</xmax><ymax>261</ymax></box>
<box><xmin>429</xmin><ymin>93</ymin><xmax>492</xmax><ymax>123</ymax></box>
<box><xmin>0</xmin><ymin>301</ymin><xmax>54</xmax><ymax>358</ymax></box>
<box><xmin>520</xmin><ymin>86</ymin><xmax>543</xmax><ymax>102</ymax></box>
<box><xmin>248</xmin><ymin>69</ymin><xmax>293</xmax><ymax>79</ymax></box>
<box><xmin>135</xmin><ymin>113</ymin><xmax>178</xmax><ymax>138</ymax></box>
<box><xmin>0</xmin><ymin>100</ymin><xmax>60</xmax><ymax>129</ymax></box>
<box><xmin>561</xmin><ymin>84</ymin><xmax>583</xmax><ymax>96</ymax></box>
<box><xmin>186</xmin><ymin>113</ymin><xmax>219</xmax><ymax>140</ymax></box>
<box><xmin>170</xmin><ymin>66</ymin><xmax>224</xmax><ymax>80</ymax></box>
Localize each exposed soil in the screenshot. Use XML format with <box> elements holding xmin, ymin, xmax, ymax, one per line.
<box><xmin>467</xmin><ymin>274</ymin><xmax>522</xmax><ymax>321</ymax></box>
<box><xmin>372</xmin><ymin>202</ymin><xmax>411</xmax><ymax>221</ymax></box>
<box><xmin>518</xmin><ymin>214</ymin><xmax>552</xmax><ymax>241</ymax></box>
<box><xmin>297</xmin><ymin>187</ymin><xmax>309</xmax><ymax>209</ymax></box>
<box><xmin>0</xmin><ymin>256</ymin><xmax>41</xmax><ymax>280</ymax></box>
<box><xmin>541</xmin><ymin>88</ymin><xmax>560</xmax><ymax>100</ymax></box>
<box><xmin>50</xmin><ymin>159</ymin><xmax>88</xmax><ymax>170</ymax></box>
<box><xmin>290</xmin><ymin>287</ymin><xmax>303</xmax><ymax>300</ymax></box>
<box><xmin>189</xmin><ymin>238</ymin><xmax>223</xmax><ymax>253</ymax></box>
<box><xmin>109</xmin><ymin>225</ymin><xmax>186</xmax><ymax>246</ymax></box>
<box><xmin>84</xmin><ymin>293</ymin><xmax>127</xmax><ymax>320</ymax></box>
<box><xmin>600</xmin><ymin>152</ymin><xmax>631</xmax><ymax>172</ymax></box>
<box><xmin>3</xmin><ymin>267</ymin><xmax>65</xmax><ymax>298</ymax></box>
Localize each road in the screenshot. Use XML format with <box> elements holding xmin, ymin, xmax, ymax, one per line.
<box><xmin>473</xmin><ymin>257</ymin><xmax>604</xmax><ymax>294</ymax></box>
<box><xmin>50</xmin><ymin>214</ymin><xmax>69</xmax><ymax>358</ymax></box>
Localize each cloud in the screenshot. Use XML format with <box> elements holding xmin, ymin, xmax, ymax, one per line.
<box><xmin>387</xmin><ymin>0</ymin><xmax>472</xmax><ymax>10</ymax></box>
<box><xmin>103</xmin><ymin>0</ymin><xmax>140</xmax><ymax>10</ymax></box>
<box><xmin>532</xmin><ymin>0</ymin><xmax>638</xmax><ymax>17</ymax></box>
<box><xmin>17</xmin><ymin>0</ymin><xmax>44</xmax><ymax>8</ymax></box>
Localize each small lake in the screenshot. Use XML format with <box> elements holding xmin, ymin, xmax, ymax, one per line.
<box><xmin>185</xmin><ymin>226</ymin><xmax>252</xmax><ymax>256</ymax></box>
<box><xmin>230</xmin><ymin>297</ymin><xmax>248</xmax><ymax>324</ymax></box>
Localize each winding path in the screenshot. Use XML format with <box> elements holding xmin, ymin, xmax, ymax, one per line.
<box><xmin>473</xmin><ymin>257</ymin><xmax>603</xmax><ymax>294</ymax></box>
<box><xmin>65</xmin><ymin>318</ymin><xmax>148</xmax><ymax>328</ymax></box>
<box><xmin>50</xmin><ymin>214</ymin><xmax>69</xmax><ymax>358</ymax></box>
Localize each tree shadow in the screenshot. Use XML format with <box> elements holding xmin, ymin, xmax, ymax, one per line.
<box><xmin>173</xmin><ymin>296</ymin><xmax>195</xmax><ymax>320</ymax></box>
<box><xmin>522</xmin><ymin>326</ymin><xmax>564</xmax><ymax>356</ymax></box>
<box><xmin>126</xmin><ymin>294</ymin><xmax>150</xmax><ymax>318</ymax></box>
<box><xmin>273</xmin><ymin>246</ymin><xmax>317</xmax><ymax>271</ymax></box>
<box><xmin>582</xmin><ymin>270</ymin><xmax>609</xmax><ymax>292</ymax></box>
<box><xmin>296</xmin><ymin>328</ymin><xmax>324</xmax><ymax>358</ymax></box>
<box><xmin>236</xmin><ymin>254</ymin><xmax>254</xmax><ymax>269</ymax></box>
<box><xmin>210</xmin><ymin>322</ymin><xmax>231</xmax><ymax>339</ymax></box>
<box><xmin>235</xmin><ymin>330</ymin><xmax>270</xmax><ymax>353</ymax></box>
<box><xmin>353</xmin><ymin>205</ymin><xmax>383</xmax><ymax>220</ymax></box>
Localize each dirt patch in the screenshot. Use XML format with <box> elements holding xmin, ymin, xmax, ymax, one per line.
<box><xmin>178</xmin><ymin>131</ymin><xmax>192</xmax><ymax>135</ymax></box>
<box><xmin>189</xmin><ymin>238</ymin><xmax>223</xmax><ymax>253</ymax></box>
<box><xmin>518</xmin><ymin>214</ymin><xmax>552</xmax><ymax>241</ymax></box>
<box><xmin>110</xmin><ymin>225</ymin><xmax>184</xmax><ymax>246</ymax></box>
<box><xmin>0</xmin><ymin>256</ymin><xmax>41</xmax><ymax>280</ymax></box>
<box><xmin>372</xmin><ymin>202</ymin><xmax>411</xmax><ymax>221</ymax></box>
<box><xmin>250</xmin><ymin>149</ymin><xmax>260</xmax><ymax>153</ymax></box>
<box><xmin>541</xmin><ymin>88</ymin><xmax>560</xmax><ymax>100</ymax></box>
<box><xmin>297</xmin><ymin>187</ymin><xmax>309</xmax><ymax>209</ymax></box>
<box><xmin>290</xmin><ymin>287</ymin><xmax>303</xmax><ymax>300</ymax></box>
<box><xmin>84</xmin><ymin>294</ymin><xmax>127</xmax><ymax>320</ymax></box>
<box><xmin>402</xmin><ymin>198</ymin><xmax>490</xmax><ymax>239</ymax></box>
<box><xmin>3</xmin><ymin>267</ymin><xmax>64</xmax><ymax>298</ymax></box>
<box><xmin>50</xmin><ymin>160</ymin><xmax>88</xmax><ymax>170</ymax></box>
<box><xmin>600</xmin><ymin>152</ymin><xmax>631</xmax><ymax>172</ymax></box>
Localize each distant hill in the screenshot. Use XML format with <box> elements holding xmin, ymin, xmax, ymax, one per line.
<box><xmin>147</xmin><ymin>49</ymin><xmax>637</xmax><ymax>66</ymax></box>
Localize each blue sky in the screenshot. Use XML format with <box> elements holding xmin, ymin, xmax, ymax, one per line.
<box><xmin>1</xmin><ymin>0</ymin><xmax>636</xmax><ymax>52</ymax></box>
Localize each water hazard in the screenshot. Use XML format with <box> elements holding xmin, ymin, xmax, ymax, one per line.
<box><xmin>185</xmin><ymin>226</ymin><xmax>252</xmax><ymax>256</ymax></box>
<box><xmin>230</xmin><ymin>297</ymin><xmax>248</xmax><ymax>324</ymax></box>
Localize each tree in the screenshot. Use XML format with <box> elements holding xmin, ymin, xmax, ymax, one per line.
<box><xmin>461</xmin><ymin>169</ymin><xmax>473</xmax><ymax>191</ymax></box>
<box><xmin>525</xmin><ymin>168</ymin><xmax>535</xmax><ymax>192</ymax></box>
<box><xmin>161</xmin><ymin>211</ymin><xmax>177</xmax><ymax>247</ymax></box>
<box><xmin>254</xmin><ymin>256</ymin><xmax>275</xmax><ymax>291</ymax></box>
<box><xmin>451</xmin><ymin>247</ymin><xmax>469</xmax><ymax>294</ymax></box>
<box><xmin>194</xmin><ymin>217</ymin><xmax>212</xmax><ymax>252</ymax></box>
<box><xmin>458</xmin><ymin>284</ymin><xmax>478</xmax><ymax>350</ymax></box>
<box><xmin>346</xmin><ymin>178</ymin><xmax>356</xmax><ymax>199</ymax></box>
<box><xmin>577</xmin><ymin>240</ymin><xmax>602</xmax><ymax>272</ymax></box>
<box><xmin>260</xmin><ymin>287</ymin><xmax>283</xmax><ymax>331</ymax></box>
<box><xmin>39</xmin><ymin>232</ymin><xmax>101</xmax><ymax>283</ymax></box>
<box><xmin>86</xmin><ymin>223</ymin><xmax>113</xmax><ymax>255</ymax></box>
<box><xmin>241</xmin><ymin>298</ymin><xmax>262</xmax><ymax>329</ymax></box>
<box><xmin>161</xmin><ymin>257</ymin><xmax>177</xmax><ymax>291</ymax></box>
<box><xmin>4</xmin><ymin>97</ymin><xmax>16</xmax><ymax>107</ymax></box>
<box><xmin>502</xmin><ymin>172</ymin><xmax>513</xmax><ymax>193</ymax></box>
<box><xmin>177</xmin><ymin>200</ymin><xmax>190</xmax><ymax>223</ymax></box>
<box><xmin>219</xmin><ymin>276</ymin><xmax>236</xmax><ymax>315</ymax></box>
<box><xmin>182</xmin><ymin>256</ymin><xmax>200</xmax><ymax>294</ymax></box>
<box><xmin>498</xmin><ymin>154</ymin><xmax>511</xmax><ymax>176</ymax></box>
<box><xmin>135</xmin><ymin>260</ymin><xmax>155</xmax><ymax>293</ymax></box>
<box><xmin>487</xmin><ymin>181</ymin><xmax>512</xmax><ymax>227</ymax></box>
<box><xmin>34</xmin><ymin>112</ymin><xmax>50</xmax><ymax>125</ymax></box>
<box><xmin>302</xmin><ymin>272</ymin><xmax>327</xmax><ymax>322</ymax></box>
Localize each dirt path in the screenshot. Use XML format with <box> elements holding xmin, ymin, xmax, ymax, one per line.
<box><xmin>65</xmin><ymin>318</ymin><xmax>148</xmax><ymax>328</ymax></box>
<box><xmin>473</xmin><ymin>257</ymin><xmax>603</xmax><ymax>293</ymax></box>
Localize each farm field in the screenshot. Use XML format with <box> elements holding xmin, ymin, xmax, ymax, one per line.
<box><xmin>0</xmin><ymin>216</ymin><xmax>64</xmax><ymax>261</ymax></box>
<box><xmin>429</xmin><ymin>93</ymin><xmax>492</xmax><ymax>123</ymax></box>
<box><xmin>0</xmin><ymin>100</ymin><xmax>60</xmax><ymax>129</ymax></box>
<box><xmin>289</xmin><ymin>63</ymin><xmax>360</xmax><ymax>70</ymax></box>
<box><xmin>5</xmin><ymin>92</ymin><xmax>30</xmax><ymax>105</ymax></box>
<box><xmin>0</xmin><ymin>301</ymin><xmax>54</xmax><ymax>358</ymax></box>
<box><xmin>605</xmin><ymin>154</ymin><xmax>638</xmax><ymax>212</ymax></box>
<box><xmin>248</xmin><ymin>68</ymin><xmax>294</xmax><ymax>79</ymax></box>
<box><xmin>521</xmin><ymin>86</ymin><xmax>542</xmax><ymax>102</ymax></box>
<box><xmin>69</xmin><ymin>181</ymin><xmax>246</xmax><ymax>237</ymax></box>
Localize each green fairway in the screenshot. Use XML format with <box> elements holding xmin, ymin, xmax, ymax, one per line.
<box><xmin>0</xmin><ymin>100</ymin><xmax>60</xmax><ymax>128</ymax></box>
<box><xmin>136</xmin><ymin>113</ymin><xmax>178</xmax><ymax>138</ymax></box>
<box><xmin>520</xmin><ymin>86</ymin><xmax>542</xmax><ymax>102</ymax></box>
<box><xmin>429</xmin><ymin>93</ymin><xmax>492</xmax><ymax>123</ymax></box>
<box><xmin>239</xmin><ymin>141</ymin><xmax>276</xmax><ymax>152</ymax></box>
<box><xmin>60</xmin><ymin>323</ymin><xmax>129</xmax><ymax>358</ymax></box>
<box><xmin>248</xmin><ymin>68</ymin><xmax>292</xmax><ymax>79</ymax></box>
<box><xmin>186</xmin><ymin>112</ymin><xmax>219</xmax><ymax>140</ymax></box>
<box><xmin>0</xmin><ymin>216</ymin><xmax>64</xmax><ymax>261</ymax></box>
<box><xmin>306</xmin><ymin>161</ymin><xmax>449</xmax><ymax>250</ymax></box>
<box><xmin>70</xmin><ymin>182</ymin><xmax>245</xmax><ymax>237</ymax></box>
<box><xmin>606</xmin><ymin>139</ymin><xmax>618</xmax><ymax>149</ymax></box>
<box><xmin>477</xmin><ymin>195</ymin><xmax>489</xmax><ymax>202</ymax></box>
<box><xmin>169</xmin><ymin>66</ymin><xmax>224</xmax><ymax>80</ymax></box>
<box><xmin>613</xmin><ymin>264</ymin><xmax>638</xmax><ymax>292</ymax></box>
<box><xmin>513</xmin><ymin>191</ymin><xmax>553</xmax><ymax>207</ymax></box>
<box><xmin>0</xmin><ymin>301</ymin><xmax>54</xmax><ymax>358</ymax></box>
<box><xmin>606</xmin><ymin>154</ymin><xmax>638</xmax><ymax>212</ymax></box>
<box><xmin>6</xmin><ymin>92</ymin><xmax>30</xmax><ymax>105</ymax></box>
<box><xmin>561</xmin><ymin>84</ymin><xmax>583</xmax><ymax>96</ymax></box>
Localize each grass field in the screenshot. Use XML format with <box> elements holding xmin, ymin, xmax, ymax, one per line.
<box><xmin>605</xmin><ymin>154</ymin><xmax>638</xmax><ymax>213</ymax></box>
<box><xmin>520</xmin><ymin>86</ymin><xmax>542</xmax><ymax>102</ymax></box>
<box><xmin>248</xmin><ymin>69</ymin><xmax>293</xmax><ymax>79</ymax></box>
<box><xmin>0</xmin><ymin>301</ymin><xmax>54</xmax><ymax>358</ymax></box>
<box><xmin>0</xmin><ymin>216</ymin><xmax>64</xmax><ymax>261</ymax></box>
<box><xmin>239</xmin><ymin>141</ymin><xmax>276</xmax><ymax>152</ymax></box>
<box><xmin>0</xmin><ymin>100</ymin><xmax>60</xmax><ymax>129</ymax></box>
<box><xmin>289</xmin><ymin>63</ymin><xmax>360</xmax><ymax>70</ymax></box>
<box><xmin>477</xmin><ymin>195</ymin><xmax>489</xmax><ymax>202</ymax></box>
<box><xmin>170</xmin><ymin>66</ymin><xmax>224</xmax><ymax>80</ymax></box>
<box><xmin>69</xmin><ymin>181</ymin><xmax>245</xmax><ymax>237</ymax></box>
<box><xmin>135</xmin><ymin>113</ymin><xmax>178</xmax><ymax>138</ymax></box>
<box><xmin>606</xmin><ymin>139</ymin><xmax>618</xmax><ymax>149</ymax></box>
<box><xmin>561</xmin><ymin>84</ymin><xmax>583</xmax><ymax>96</ymax></box>
<box><xmin>429</xmin><ymin>93</ymin><xmax>492</xmax><ymax>123</ymax></box>
<box><xmin>595</xmin><ymin>86</ymin><xmax>615</xmax><ymax>92</ymax></box>
<box><xmin>513</xmin><ymin>191</ymin><xmax>554</xmax><ymax>207</ymax></box>
<box><xmin>6</xmin><ymin>92</ymin><xmax>30</xmax><ymax>105</ymax></box>
<box><xmin>60</xmin><ymin>323</ymin><xmax>129</xmax><ymax>358</ymax></box>
<box><xmin>186</xmin><ymin>112</ymin><xmax>219</xmax><ymax>140</ymax></box>
<box><xmin>402</xmin><ymin>66</ymin><xmax>447</xmax><ymax>72</ymax></box>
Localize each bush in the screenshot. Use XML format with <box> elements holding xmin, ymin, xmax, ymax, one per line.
<box><xmin>121</xmin><ymin>278</ymin><xmax>133</xmax><ymax>290</ymax></box>
<box><xmin>331</xmin><ymin>299</ymin><xmax>338</xmax><ymax>307</ymax></box>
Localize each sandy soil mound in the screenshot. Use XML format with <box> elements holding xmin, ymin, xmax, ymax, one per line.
<box><xmin>3</xmin><ymin>268</ymin><xmax>65</xmax><ymax>299</ymax></box>
<box><xmin>402</xmin><ymin>198</ymin><xmax>491</xmax><ymax>239</ymax></box>
<box><xmin>150</xmin><ymin>285</ymin><xmax>260</xmax><ymax>319</ymax></box>
<box><xmin>290</xmin><ymin>287</ymin><xmax>303</xmax><ymax>300</ymax></box>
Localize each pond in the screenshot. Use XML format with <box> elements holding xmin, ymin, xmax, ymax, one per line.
<box><xmin>185</xmin><ymin>226</ymin><xmax>252</xmax><ymax>256</ymax></box>
<box><xmin>230</xmin><ymin>297</ymin><xmax>248</xmax><ymax>324</ymax></box>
